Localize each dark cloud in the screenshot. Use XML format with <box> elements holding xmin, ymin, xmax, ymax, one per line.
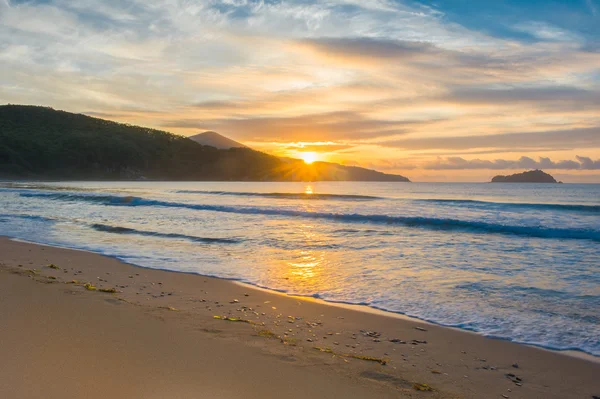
<box><xmin>379</xmin><ymin>85</ymin><xmax>600</xmax><ymax>111</ymax></box>
<box><xmin>444</xmin><ymin>86</ymin><xmax>600</xmax><ymax>105</ymax></box>
<box><xmin>423</xmin><ymin>156</ymin><xmax>600</xmax><ymax>170</ymax></box>
<box><xmin>576</xmin><ymin>155</ymin><xmax>600</xmax><ymax>169</ymax></box>
<box><xmin>301</xmin><ymin>37</ymin><xmax>437</xmax><ymax>59</ymax></box>
<box><xmin>424</xmin><ymin>148</ymin><xmax>573</xmax><ymax>156</ymax></box>
<box><xmin>162</xmin><ymin>111</ymin><xmax>428</xmax><ymax>141</ymax></box>
<box><xmin>363</xmin><ymin>159</ymin><xmax>418</xmax><ymax>171</ymax></box>
<box><xmin>300</xmin><ymin>36</ymin><xmax>515</xmax><ymax>79</ymax></box>
<box><xmin>286</xmin><ymin>144</ymin><xmax>354</xmax><ymax>152</ymax></box>
<box><xmin>382</xmin><ymin>127</ymin><xmax>600</xmax><ymax>151</ymax></box>
<box><xmin>191</xmin><ymin>100</ymin><xmax>244</xmax><ymax>110</ymax></box>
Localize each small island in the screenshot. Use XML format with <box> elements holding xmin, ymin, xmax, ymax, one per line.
<box><xmin>491</xmin><ymin>169</ymin><xmax>559</xmax><ymax>183</ymax></box>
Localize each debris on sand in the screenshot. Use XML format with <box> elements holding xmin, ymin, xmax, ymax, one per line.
<box><xmin>84</xmin><ymin>282</ymin><xmax>97</xmax><ymax>291</ymax></box>
<box><xmin>360</xmin><ymin>330</ymin><xmax>381</xmax><ymax>338</ymax></box>
<box><xmin>313</xmin><ymin>347</ymin><xmax>388</xmax><ymax>365</ymax></box>
<box><xmin>257</xmin><ymin>330</ymin><xmax>277</xmax><ymax>339</ymax></box>
<box><xmin>505</xmin><ymin>373</ymin><xmax>523</xmax><ymax>385</ymax></box>
<box><xmin>213</xmin><ymin>315</ymin><xmax>258</xmax><ymax>324</ymax></box>
<box><xmin>413</xmin><ymin>383</ymin><xmax>433</xmax><ymax>391</ymax></box>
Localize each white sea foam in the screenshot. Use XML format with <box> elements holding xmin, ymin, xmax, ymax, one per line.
<box><xmin>1</xmin><ymin>181</ymin><xmax>599</xmax><ymax>356</ymax></box>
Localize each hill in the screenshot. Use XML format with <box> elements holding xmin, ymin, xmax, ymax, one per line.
<box><xmin>0</xmin><ymin>105</ymin><xmax>410</xmax><ymax>182</ymax></box>
<box><xmin>491</xmin><ymin>170</ymin><xmax>558</xmax><ymax>183</ymax></box>
<box><xmin>188</xmin><ymin>131</ymin><xmax>246</xmax><ymax>149</ymax></box>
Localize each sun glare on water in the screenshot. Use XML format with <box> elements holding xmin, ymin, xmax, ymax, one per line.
<box><xmin>301</xmin><ymin>152</ymin><xmax>317</xmax><ymax>164</ymax></box>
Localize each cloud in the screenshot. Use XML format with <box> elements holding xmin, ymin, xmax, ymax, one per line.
<box><xmin>83</xmin><ymin>108</ymin><xmax>162</xmax><ymax>119</ymax></box>
<box><xmin>163</xmin><ymin>111</ymin><xmax>429</xmax><ymax>141</ymax></box>
<box><xmin>382</xmin><ymin>127</ymin><xmax>600</xmax><ymax>151</ymax></box>
<box><xmin>1</xmin><ymin>0</ymin><xmax>600</xmax><ymax>181</ymax></box>
<box><xmin>299</xmin><ymin>37</ymin><xmax>437</xmax><ymax>60</ymax></box>
<box><xmin>285</xmin><ymin>143</ymin><xmax>354</xmax><ymax>152</ymax></box>
<box><xmin>191</xmin><ymin>100</ymin><xmax>245</xmax><ymax>110</ymax></box>
<box><xmin>512</xmin><ymin>22</ymin><xmax>582</xmax><ymax>43</ymax></box>
<box><xmin>424</xmin><ymin>148</ymin><xmax>574</xmax><ymax>156</ymax></box>
<box><xmin>422</xmin><ymin>156</ymin><xmax>600</xmax><ymax>170</ymax></box>
<box><xmin>576</xmin><ymin>155</ymin><xmax>600</xmax><ymax>169</ymax></box>
<box><xmin>443</xmin><ymin>86</ymin><xmax>600</xmax><ymax>106</ymax></box>
<box><xmin>296</xmin><ymin>36</ymin><xmax>515</xmax><ymax>82</ymax></box>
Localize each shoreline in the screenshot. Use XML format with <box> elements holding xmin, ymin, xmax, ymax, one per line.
<box><xmin>1</xmin><ymin>236</ymin><xmax>599</xmax><ymax>398</ymax></box>
<box><xmin>8</xmin><ymin>235</ymin><xmax>600</xmax><ymax>364</ymax></box>
<box><xmin>9</xmin><ymin>235</ymin><xmax>600</xmax><ymax>364</ymax></box>
<box><xmin>234</xmin><ymin>280</ymin><xmax>600</xmax><ymax>364</ymax></box>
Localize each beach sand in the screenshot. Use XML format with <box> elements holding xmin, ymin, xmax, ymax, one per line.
<box><xmin>0</xmin><ymin>237</ymin><xmax>598</xmax><ymax>399</ymax></box>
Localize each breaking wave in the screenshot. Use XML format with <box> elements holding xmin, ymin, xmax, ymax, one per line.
<box><xmin>90</xmin><ymin>223</ymin><xmax>240</xmax><ymax>244</ymax></box>
<box><xmin>418</xmin><ymin>199</ymin><xmax>600</xmax><ymax>213</ymax></box>
<box><xmin>20</xmin><ymin>192</ymin><xmax>600</xmax><ymax>242</ymax></box>
<box><xmin>175</xmin><ymin>190</ymin><xmax>381</xmax><ymax>200</ymax></box>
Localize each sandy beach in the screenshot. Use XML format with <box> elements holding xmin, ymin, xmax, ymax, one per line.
<box><xmin>0</xmin><ymin>237</ymin><xmax>598</xmax><ymax>399</ymax></box>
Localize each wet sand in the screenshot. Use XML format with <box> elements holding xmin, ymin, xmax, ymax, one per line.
<box><xmin>1</xmin><ymin>237</ymin><xmax>598</xmax><ymax>399</ymax></box>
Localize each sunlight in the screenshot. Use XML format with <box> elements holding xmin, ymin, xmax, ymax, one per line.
<box><xmin>304</xmin><ymin>185</ymin><xmax>313</xmax><ymax>195</ymax></box>
<box><xmin>285</xmin><ymin>224</ymin><xmax>326</xmax><ymax>283</ymax></box>
<box><xmin>300</xmin><ymin>152</ymin><xmax>317</xmax><ymax>164</ymax></box>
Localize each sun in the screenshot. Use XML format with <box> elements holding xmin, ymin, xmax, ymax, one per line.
<box><xmin>301</xmin><ymin>152</ymin><xmax>318</xmax><ymax>164</ymax></box>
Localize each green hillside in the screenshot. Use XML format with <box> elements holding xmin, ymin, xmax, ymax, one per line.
<box><xmin>0</xmin><ymin>105</ymin><xmax>410</xmax><ymax>182</ymax></box>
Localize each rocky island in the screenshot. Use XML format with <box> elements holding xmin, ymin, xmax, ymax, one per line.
<box><xmin>491</xmin><ymin>169</ymin><xmax>559</xmax><ymax>183</ymax></box>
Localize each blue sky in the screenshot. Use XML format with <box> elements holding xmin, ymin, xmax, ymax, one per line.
<box><xmin>1</xmin><ymin>0</ymin><xmax>599</xmax><ymax>181</ymax></box>
<box><xmin>413</xmin><ymin>0</ymin><xmax>598</xmax><ymax>41</ymax></box>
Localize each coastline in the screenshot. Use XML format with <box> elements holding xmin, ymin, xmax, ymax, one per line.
<box><xmin>233</xmin><ymin>280</ymin><xmax>600</xmax><ymax>364</ymax></box>
<box><xmin>10</xmin><ymin>235</ymin><xmax>600</xmax><ymax>363</ymax></box>
<box><xmin>1</xmin><ymin>236</ymin><xmax>599</xmax><ymax>398</ymax></box>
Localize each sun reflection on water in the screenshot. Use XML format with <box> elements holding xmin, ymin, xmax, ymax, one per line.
<box><xmin>304</xmin><ymin>185</ymin><xmax>313</xmax><ymax>195</ymax></box>
<box><xmin>285</xmin><ymin>223</ymin><xmax>327</xmax><ymax>285</ymax></box>
<box><xmin>288</xmin><ymin>250</ymin><xmax>321</xmax><ymax>279</ymax></box>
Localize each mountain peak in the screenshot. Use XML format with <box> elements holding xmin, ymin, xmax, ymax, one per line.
<box><xmin>189</xmin><ymin>131</ymin><xmax>246</xmax><ymax>150</ymax></box>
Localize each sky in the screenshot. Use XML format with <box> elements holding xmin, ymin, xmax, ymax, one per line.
<box><xmin>1</xmin><ymin>0</ymin><xmax>599</xmax><ymax>182</ymax></box>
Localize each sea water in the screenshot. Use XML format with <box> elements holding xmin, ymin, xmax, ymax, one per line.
<box><xmin>1</xmin><ymin>181</ymin><xmax>598</xmax><ymax>356</ymax></box>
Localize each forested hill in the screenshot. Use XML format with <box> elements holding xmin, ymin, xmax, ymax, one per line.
<box><xmin>0</xmin><ymin>105</ymin><xmax>410</xmax><ymax>182</ymax></box>
<box><xmin>491</xmin><ymin>170</ymin><xmax>558</xmax><ymax>183</ymax></box>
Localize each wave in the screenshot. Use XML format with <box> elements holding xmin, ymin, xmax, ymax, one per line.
<box><xmin>20</xmin><ymin>192</ymin><xmax>600</xmax><ymax>242</ymax></box>
<box><xmin>175</xmin><ymin>190</ymin><xmax>381</xmax><ymax>201</ymax></box>
<box><xmin>0</xmin><ymin>213</ymin><xmax>55</xmax><ymax>222</ymax></box>
<box><xmin>0</xmin><ymin>212</ymin><xmax>238</xmax><ymax>244</ymax></box>
<box><xmin>417</xmin><ymin>199</ymin><xmax>600</xmax><ymax>213</ymax></box>
<box><xmin>90</xmin><ymin>223</ymin><xmax>240</xmax><ymax>244</ymax></box>
<box><xmin>332</xmin><ymin>228</ymin><xmax>392</xmax><ymax>237</ymax></box>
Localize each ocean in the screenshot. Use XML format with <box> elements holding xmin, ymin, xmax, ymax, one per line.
<box><xmin>1</xmin><ymin>181</ymin><xmax>598</xmax><ymax>357</ymax></box>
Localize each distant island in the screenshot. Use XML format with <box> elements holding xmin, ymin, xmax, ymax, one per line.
<box><xmin>0</xmin><ymin>105</ymin><xmax>410</xmax><ymax>182</ymax></box>
<box><xmin>491</xmin><ymin>170</ymin><xmax>560</xmax><ymax>183</ymax></box>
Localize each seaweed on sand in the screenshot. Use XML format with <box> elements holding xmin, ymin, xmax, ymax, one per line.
<box><xmin>313</xmin><ymin>347</ymin><xmax>388</xmax><ymax>365</ymax></box>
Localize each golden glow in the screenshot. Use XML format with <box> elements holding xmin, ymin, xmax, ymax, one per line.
<box><xmin>3</xmin><ymin>0</ymin><xmax>599</xmax><ymax>183</ymax></box>
<box><xmin>304</xmin><ymin>185</ymin><xmax>314</xmax><ymax>195</ymax></box>
<box><xmin>300</xmin><ymin>152</ymin><xmax>318</xmax><ymax>164</ymax></box>
<box><xmin>285</xmin><ymin>224</ymin><xmax>325</xmax><ymax>283</ymax></box>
